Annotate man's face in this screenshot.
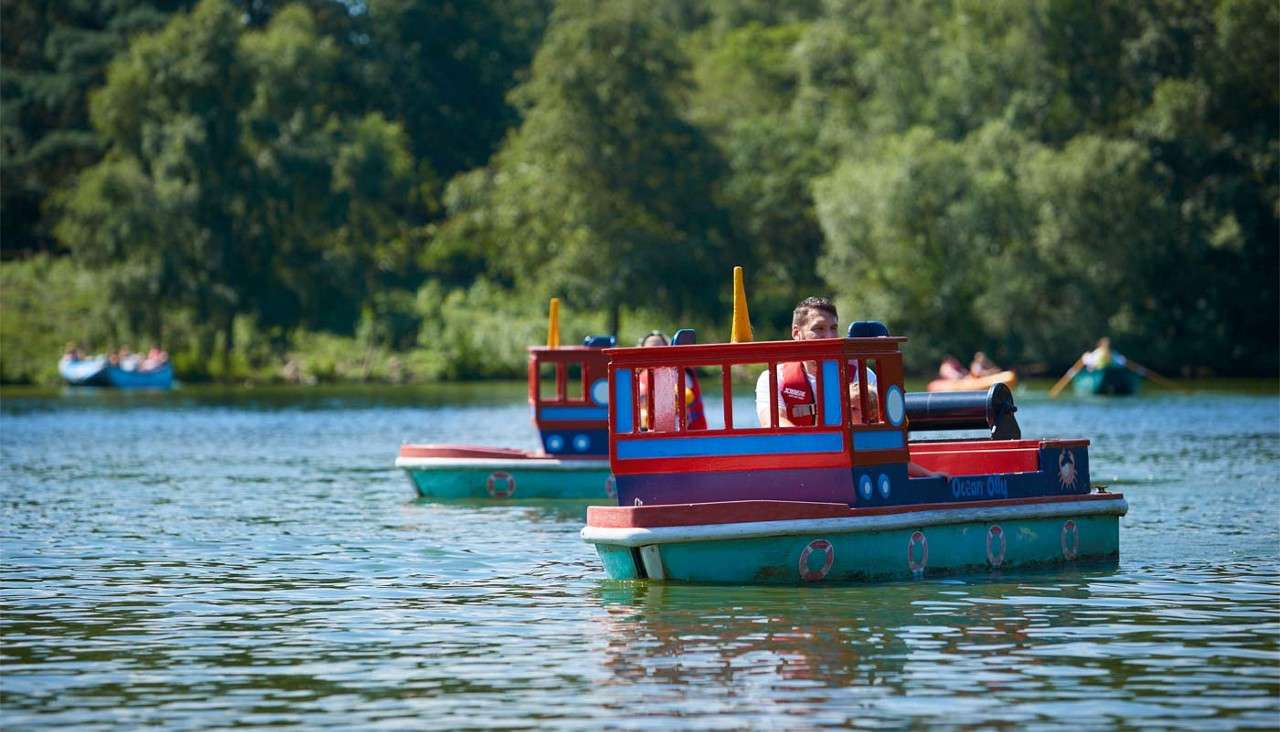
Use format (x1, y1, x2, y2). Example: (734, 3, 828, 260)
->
(792, 309, 838, 341)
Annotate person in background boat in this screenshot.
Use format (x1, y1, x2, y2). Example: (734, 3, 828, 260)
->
(938, 355, 968, 381)
(1081, 337, 1126, 371)
(140, 346, 169, 372)
(637, 331, 708, 431)
(756, 297, 944, 479)
(115, 345, 141, 371)
(969, 351, 1002, 378)
(62, 342, 84, 362)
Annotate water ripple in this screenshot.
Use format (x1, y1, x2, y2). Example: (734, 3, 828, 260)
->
(2, 386, 1278, 728)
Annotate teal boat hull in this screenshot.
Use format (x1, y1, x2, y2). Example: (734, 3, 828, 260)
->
(397, 446, 612, 501)
(583, 496, 1126, 584)
(1072, 365, 1140, 396)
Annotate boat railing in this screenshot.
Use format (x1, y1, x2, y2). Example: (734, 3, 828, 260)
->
(604, 337, 910, 475)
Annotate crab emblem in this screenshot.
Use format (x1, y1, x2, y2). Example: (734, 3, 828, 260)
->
(1058, 450, 1078, 490)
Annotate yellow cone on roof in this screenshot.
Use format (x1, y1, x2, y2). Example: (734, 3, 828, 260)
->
(547, 298, 561, 348)
(730, 266, 753, 343)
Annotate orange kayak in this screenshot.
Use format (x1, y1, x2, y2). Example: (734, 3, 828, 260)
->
(926, 370, 1018, 392)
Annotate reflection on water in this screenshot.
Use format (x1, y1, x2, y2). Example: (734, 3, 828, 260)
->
(1, 385, 1277, 728)
(591, 561, 1278, 728)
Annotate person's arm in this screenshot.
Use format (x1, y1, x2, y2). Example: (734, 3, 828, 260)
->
(908, 461, 947, 479)
(847, 381, 880, 423)
(755, 370, 773, 427)
(755, 368, 797, 427)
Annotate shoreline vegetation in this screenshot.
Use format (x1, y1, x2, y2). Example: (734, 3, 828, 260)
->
(3, 2, 1276, 386)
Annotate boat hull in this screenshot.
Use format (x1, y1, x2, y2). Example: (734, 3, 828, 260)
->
(397, 444, 612, 500)
(583, 495, 1126, 584)
(59, 358, 173, 389)
(105, 363, 173, 389)
(926, 370, 1018, 392)
(1072, 366, 1139, 396)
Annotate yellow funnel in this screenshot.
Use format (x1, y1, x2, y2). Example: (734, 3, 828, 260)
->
(546, 298, 561, 348)
(730, 266, 753, 343)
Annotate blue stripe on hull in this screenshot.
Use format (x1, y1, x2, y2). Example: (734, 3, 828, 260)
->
(616, 432, 844, 460)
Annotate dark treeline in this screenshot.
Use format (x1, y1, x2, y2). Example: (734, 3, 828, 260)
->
(2, 0, 1276, 384)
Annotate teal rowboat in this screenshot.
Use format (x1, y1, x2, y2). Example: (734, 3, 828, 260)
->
(1072, 365, 1140, 396)
(397, 444, 613, 500)
(582, 494, 1127, 584)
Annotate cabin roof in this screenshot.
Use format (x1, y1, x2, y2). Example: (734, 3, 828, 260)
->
(604, 336, 906, 367)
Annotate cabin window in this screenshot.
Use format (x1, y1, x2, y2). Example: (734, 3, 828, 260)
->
(749, 361, 840, 429)
(566, 361, 584, 402)
(742, 362, 777, 428)
(537, 361, 559, 401)
(851, 359, 883, 425)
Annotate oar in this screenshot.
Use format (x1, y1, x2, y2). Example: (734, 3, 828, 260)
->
(1048, 357, 1084, 399)
(1125, 360, 1189, 394)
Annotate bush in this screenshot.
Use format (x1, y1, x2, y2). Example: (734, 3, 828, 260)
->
(0, 255, 118, 384)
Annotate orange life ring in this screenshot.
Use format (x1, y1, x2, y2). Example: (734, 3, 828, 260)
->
(486, 471, 516, 498)
(907, 530, 929, 575)
(798, 539, 835, 581)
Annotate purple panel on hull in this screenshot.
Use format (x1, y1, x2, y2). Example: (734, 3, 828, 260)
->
(616, 467, 855, 507)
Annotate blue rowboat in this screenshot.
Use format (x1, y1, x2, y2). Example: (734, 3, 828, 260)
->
(582, 494, 1126, 584)
(59, 356, 111, 386)
(59, 357, 174, 389)
(396, 444, 613, 501)
(1072, 365, 1140, 396)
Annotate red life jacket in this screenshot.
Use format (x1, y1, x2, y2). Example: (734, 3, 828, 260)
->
(778, 361, 874, 426)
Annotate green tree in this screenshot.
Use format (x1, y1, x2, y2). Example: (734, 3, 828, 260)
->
(688, 21, 829, 327)
(54, 0, 421, 374)
(477, 0, 733, 335)
(360, 0, 553, 183)
(1, 0, 191, 255)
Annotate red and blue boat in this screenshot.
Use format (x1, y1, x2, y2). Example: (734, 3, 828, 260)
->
(580, 320, 1126, 584)
(396, 301, 615, 501)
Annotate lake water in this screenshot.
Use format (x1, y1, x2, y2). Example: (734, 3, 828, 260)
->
(2, 382, 1278, 729)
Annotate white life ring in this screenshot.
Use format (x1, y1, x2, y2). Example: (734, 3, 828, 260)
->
(987, 525, 1006, 567)
(798, 539, 835, 582)
(1061, 520, 1079, 560)
(907, 530, 928, 575)
(486, 471, 516, 498)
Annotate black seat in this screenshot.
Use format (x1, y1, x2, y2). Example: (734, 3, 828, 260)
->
(847, 321, 890, 338)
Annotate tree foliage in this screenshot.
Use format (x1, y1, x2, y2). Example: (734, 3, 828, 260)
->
(475, 0, 733, 333)
(1, 0, 1275, 383)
